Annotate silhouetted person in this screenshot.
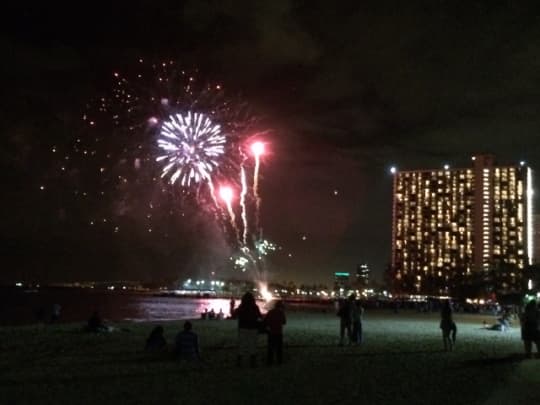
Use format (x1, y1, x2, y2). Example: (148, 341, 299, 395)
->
(393, 300, 400, 314)
(86, 311, 106, 333)
(208, 308, 216, 320)
(440, 300, 456, 351)
(337, 296, 353, 346)
(175, 321, 200, 361)
(217, 308, 224, 320)
(351, 299, 364, 345)
(236, 292, 262, 367)
(520, 299, 540, 358)
(265, 300, 286, 365)
(35, 307, 45, 323)
(50, 303, 61, 323)
(201, 308, 208, 320)
(229, 298, 236, 319)
(493, 310, 512, 332)
(145, 325, 167, 351)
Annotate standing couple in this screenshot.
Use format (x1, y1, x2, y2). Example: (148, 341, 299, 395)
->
(236, 292, 287, 367)
(337, 294, 364, 346)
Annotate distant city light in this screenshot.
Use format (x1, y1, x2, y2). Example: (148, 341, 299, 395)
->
(520, 161, 526, 166)
(393, 155, 532, 295)
(390, 166, 397, 174)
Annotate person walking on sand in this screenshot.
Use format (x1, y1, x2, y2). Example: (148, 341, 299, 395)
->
(520, 299, 540, 359)
(440, 300, 456, 351)
(236, 292, 262, 367)
(264, 300, 286, 365)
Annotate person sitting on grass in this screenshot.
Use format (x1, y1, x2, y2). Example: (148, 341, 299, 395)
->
(484, 316, 511, 332)
(175, 321, 201, 361)
(85, 311, 108, 333)
(497, 310, 512, 331)
(145, 325, 167, 351)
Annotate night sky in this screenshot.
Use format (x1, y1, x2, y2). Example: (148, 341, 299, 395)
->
(2, 1, 540, 285)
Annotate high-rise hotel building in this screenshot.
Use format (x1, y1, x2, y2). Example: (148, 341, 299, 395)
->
(391, 155, 534, 294)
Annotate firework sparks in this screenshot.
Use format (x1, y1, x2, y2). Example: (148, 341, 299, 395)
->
(219, 185, 240, 243)
(75, 60, 274, 282)
(240, 164, 249, 245)
(258, 282, 273, 302)
(255, 239, 276, 256)
(156, 112, 226, 187)
(250, 141, 265, 235)
(219, 185, 234, 211)
(206, 179, 219, 207)
(234, 255, 250, 272)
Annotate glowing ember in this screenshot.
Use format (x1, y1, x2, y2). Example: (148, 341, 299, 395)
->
(259, 282, 273, 302)
(250, 141, 265, 157)
(219, 185, 234, 204)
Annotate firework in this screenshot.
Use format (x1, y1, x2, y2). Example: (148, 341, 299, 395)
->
(83, 60, 257, 193)
(250, 141, 265, 235)
(77, 59, 273, 282)
(219, 185, 241, 243)
(255, 239, 276, 256)
(258, 282, 273, 302)
(156, 112, 226, 187)
(239, 164, 248, 245)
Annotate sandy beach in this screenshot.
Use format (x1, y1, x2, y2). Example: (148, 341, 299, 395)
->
(1, 310, 539, 404)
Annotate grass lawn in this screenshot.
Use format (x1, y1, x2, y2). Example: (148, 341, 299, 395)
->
(1, 309, 539, 404)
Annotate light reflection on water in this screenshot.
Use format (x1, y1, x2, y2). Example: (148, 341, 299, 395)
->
(127, 298, 229, 322)
(0, 288, 277, 325)
(129, 297, 269, 323)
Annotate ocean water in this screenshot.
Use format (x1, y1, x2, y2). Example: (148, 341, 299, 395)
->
(0, 287, 241, 326)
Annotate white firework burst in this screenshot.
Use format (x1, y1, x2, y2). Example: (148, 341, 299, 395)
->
(156, 112, 226, 186)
